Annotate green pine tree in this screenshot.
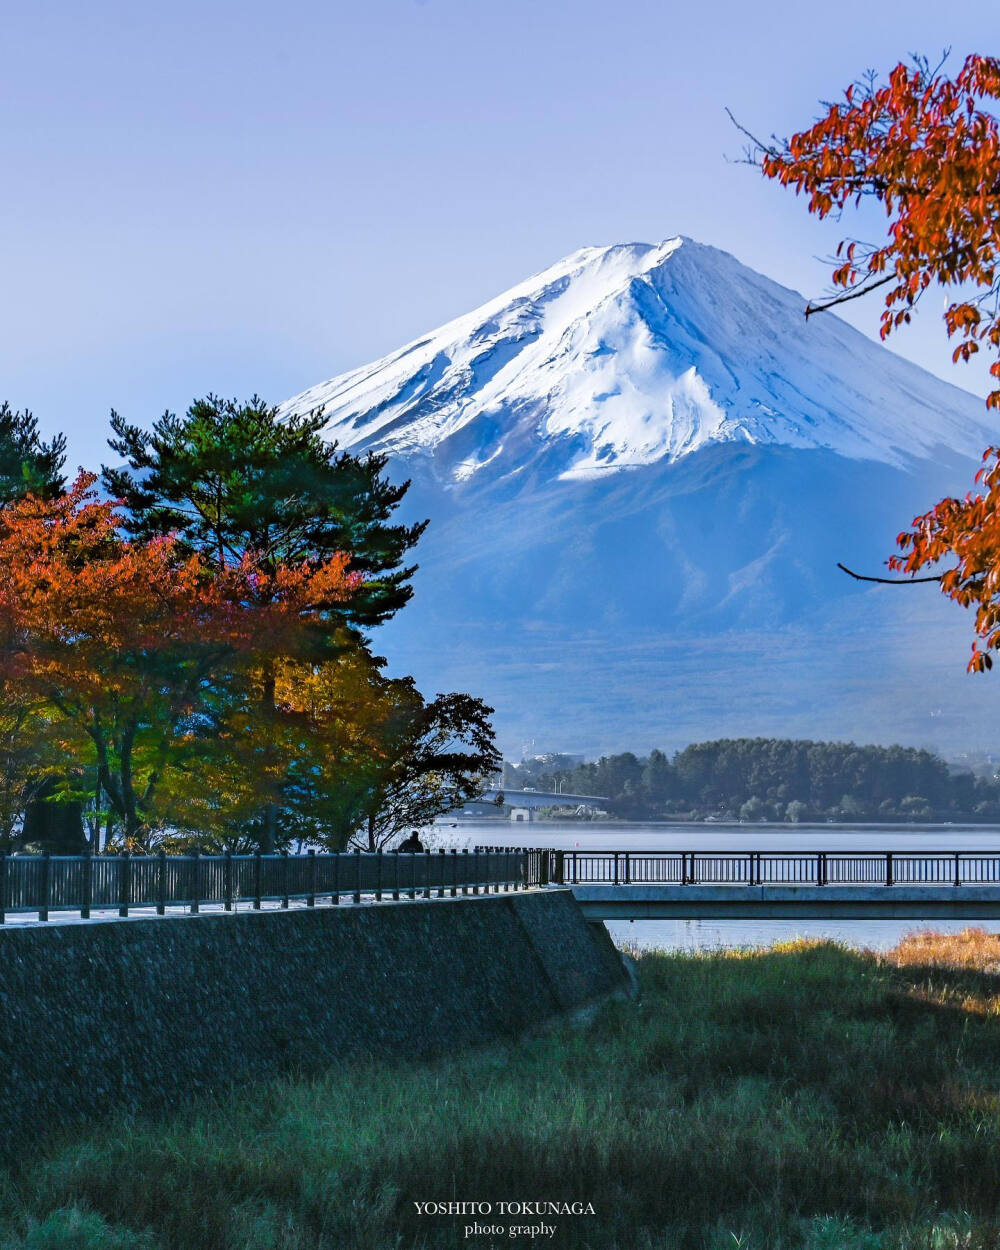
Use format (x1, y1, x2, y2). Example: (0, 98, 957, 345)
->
(102, 394, 427, 629)
(101, 395, 435, 851)
(0, 403, 66, 504)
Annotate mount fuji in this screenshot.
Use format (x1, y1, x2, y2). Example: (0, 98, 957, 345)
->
(283, 239, 1000, 759)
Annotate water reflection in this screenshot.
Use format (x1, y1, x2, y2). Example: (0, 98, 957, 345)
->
(606, 916, 1000, 953)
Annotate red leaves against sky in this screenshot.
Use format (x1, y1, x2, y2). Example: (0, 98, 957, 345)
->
(892, 451, 1000, 672)
(761, 54, 1000, 392)
(759, 54, 1000, 670)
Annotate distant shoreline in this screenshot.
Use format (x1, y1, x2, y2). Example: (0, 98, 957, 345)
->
(444, 816, 1000, 830)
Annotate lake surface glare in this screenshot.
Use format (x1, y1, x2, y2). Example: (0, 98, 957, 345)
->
(432, 818, 1000, 952)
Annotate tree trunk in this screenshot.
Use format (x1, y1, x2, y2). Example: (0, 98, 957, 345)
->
(20, 776, 86, 852)
(260, 665, 278, 853)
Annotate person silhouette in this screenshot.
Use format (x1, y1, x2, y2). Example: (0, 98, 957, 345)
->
(398, 829, 425, 852)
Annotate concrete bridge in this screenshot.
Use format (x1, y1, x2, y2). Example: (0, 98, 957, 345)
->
(570, 883, 1000, 921)
(478, 788, 611, 822)
(534, 848, 1000, 920)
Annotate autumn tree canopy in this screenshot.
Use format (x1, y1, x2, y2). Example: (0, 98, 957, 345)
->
(0, 475, 361, 844)
(99, 395, 436, 848)
(0, 396, 498, 851)
(0, 403, 72, 850)
(744, 53, 1000, 669)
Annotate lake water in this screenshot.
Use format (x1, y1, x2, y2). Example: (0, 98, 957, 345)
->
(428, 817, 1000, 952)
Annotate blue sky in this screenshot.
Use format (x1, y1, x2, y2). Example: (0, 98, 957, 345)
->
(2, 0, 996, 468)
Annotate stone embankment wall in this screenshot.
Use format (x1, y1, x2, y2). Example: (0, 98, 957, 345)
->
(0, 890, 625, 1156)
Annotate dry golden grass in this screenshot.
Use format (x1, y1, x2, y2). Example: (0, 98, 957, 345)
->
(883, 927, 1000, 973)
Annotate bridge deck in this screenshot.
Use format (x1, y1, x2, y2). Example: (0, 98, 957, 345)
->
(508, 848, 1000, 920)
(479, 790, 610, 807)
(571, 884, 1000, 920)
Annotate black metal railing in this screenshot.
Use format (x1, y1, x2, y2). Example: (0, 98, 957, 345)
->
(490, 849, 1000, 890)
(0, 847, 543, 924)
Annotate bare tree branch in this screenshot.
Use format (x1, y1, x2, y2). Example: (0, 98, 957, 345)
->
(837, 562, 943, 584)
(805, 274, 899, 316)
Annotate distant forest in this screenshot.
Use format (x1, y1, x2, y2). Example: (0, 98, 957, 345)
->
(501, 739, 1000, 823)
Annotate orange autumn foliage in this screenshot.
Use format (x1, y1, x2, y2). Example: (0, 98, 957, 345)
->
(758, 54, 1000, 387)
(891, 452, 1000, 671)
(0, 474, 360, 662)
(755, 54, 1000, 668)
(0, 474, 362, 839)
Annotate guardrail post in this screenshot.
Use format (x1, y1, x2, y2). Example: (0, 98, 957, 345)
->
(817, 852, 826, 887)
(451, 848, 459, 896)
(424, 850, 432, 899)
(613, 852, 619, 886)
(332, 851, 340, 905)
(392, 850, 400, 901)
(623, 851, 630, 885)
(307, 848, 317, 907)
(886, 852, 893, 888)
(461, 849, 469, 895)
(120, 850, 132, 918)
(39, 851, 50, 922)
(375, 850, 383, 902)
(281, 850, 290, 908)
(0, 852, 6, 924)
(253, 851, 262, 910)
(353, 848, 362, 904)
(472, 848, 480, 895)
(224, 851, 234, 912)
(955, 851, 961, 887)
(157, 849, 166, 915)
(438, 848, 446, 897)
(190, 850, 200, 914)
(82, 849, 93, 919)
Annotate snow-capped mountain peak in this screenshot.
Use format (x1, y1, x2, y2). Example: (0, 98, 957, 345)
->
(282, 237, 992, 485)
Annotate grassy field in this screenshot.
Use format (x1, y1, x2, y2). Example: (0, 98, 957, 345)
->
(7, 931, 1000, 1249)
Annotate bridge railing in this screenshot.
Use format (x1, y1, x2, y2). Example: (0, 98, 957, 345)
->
(0, 848, 537, 924)
(478, 849, 1000, 889)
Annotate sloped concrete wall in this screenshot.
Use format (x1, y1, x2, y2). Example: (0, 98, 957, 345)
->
(0, 889, 625, 1156)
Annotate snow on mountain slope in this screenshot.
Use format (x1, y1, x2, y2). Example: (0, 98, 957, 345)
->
(280, 238, 1000, 756)
(282, 237, 992, 484)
